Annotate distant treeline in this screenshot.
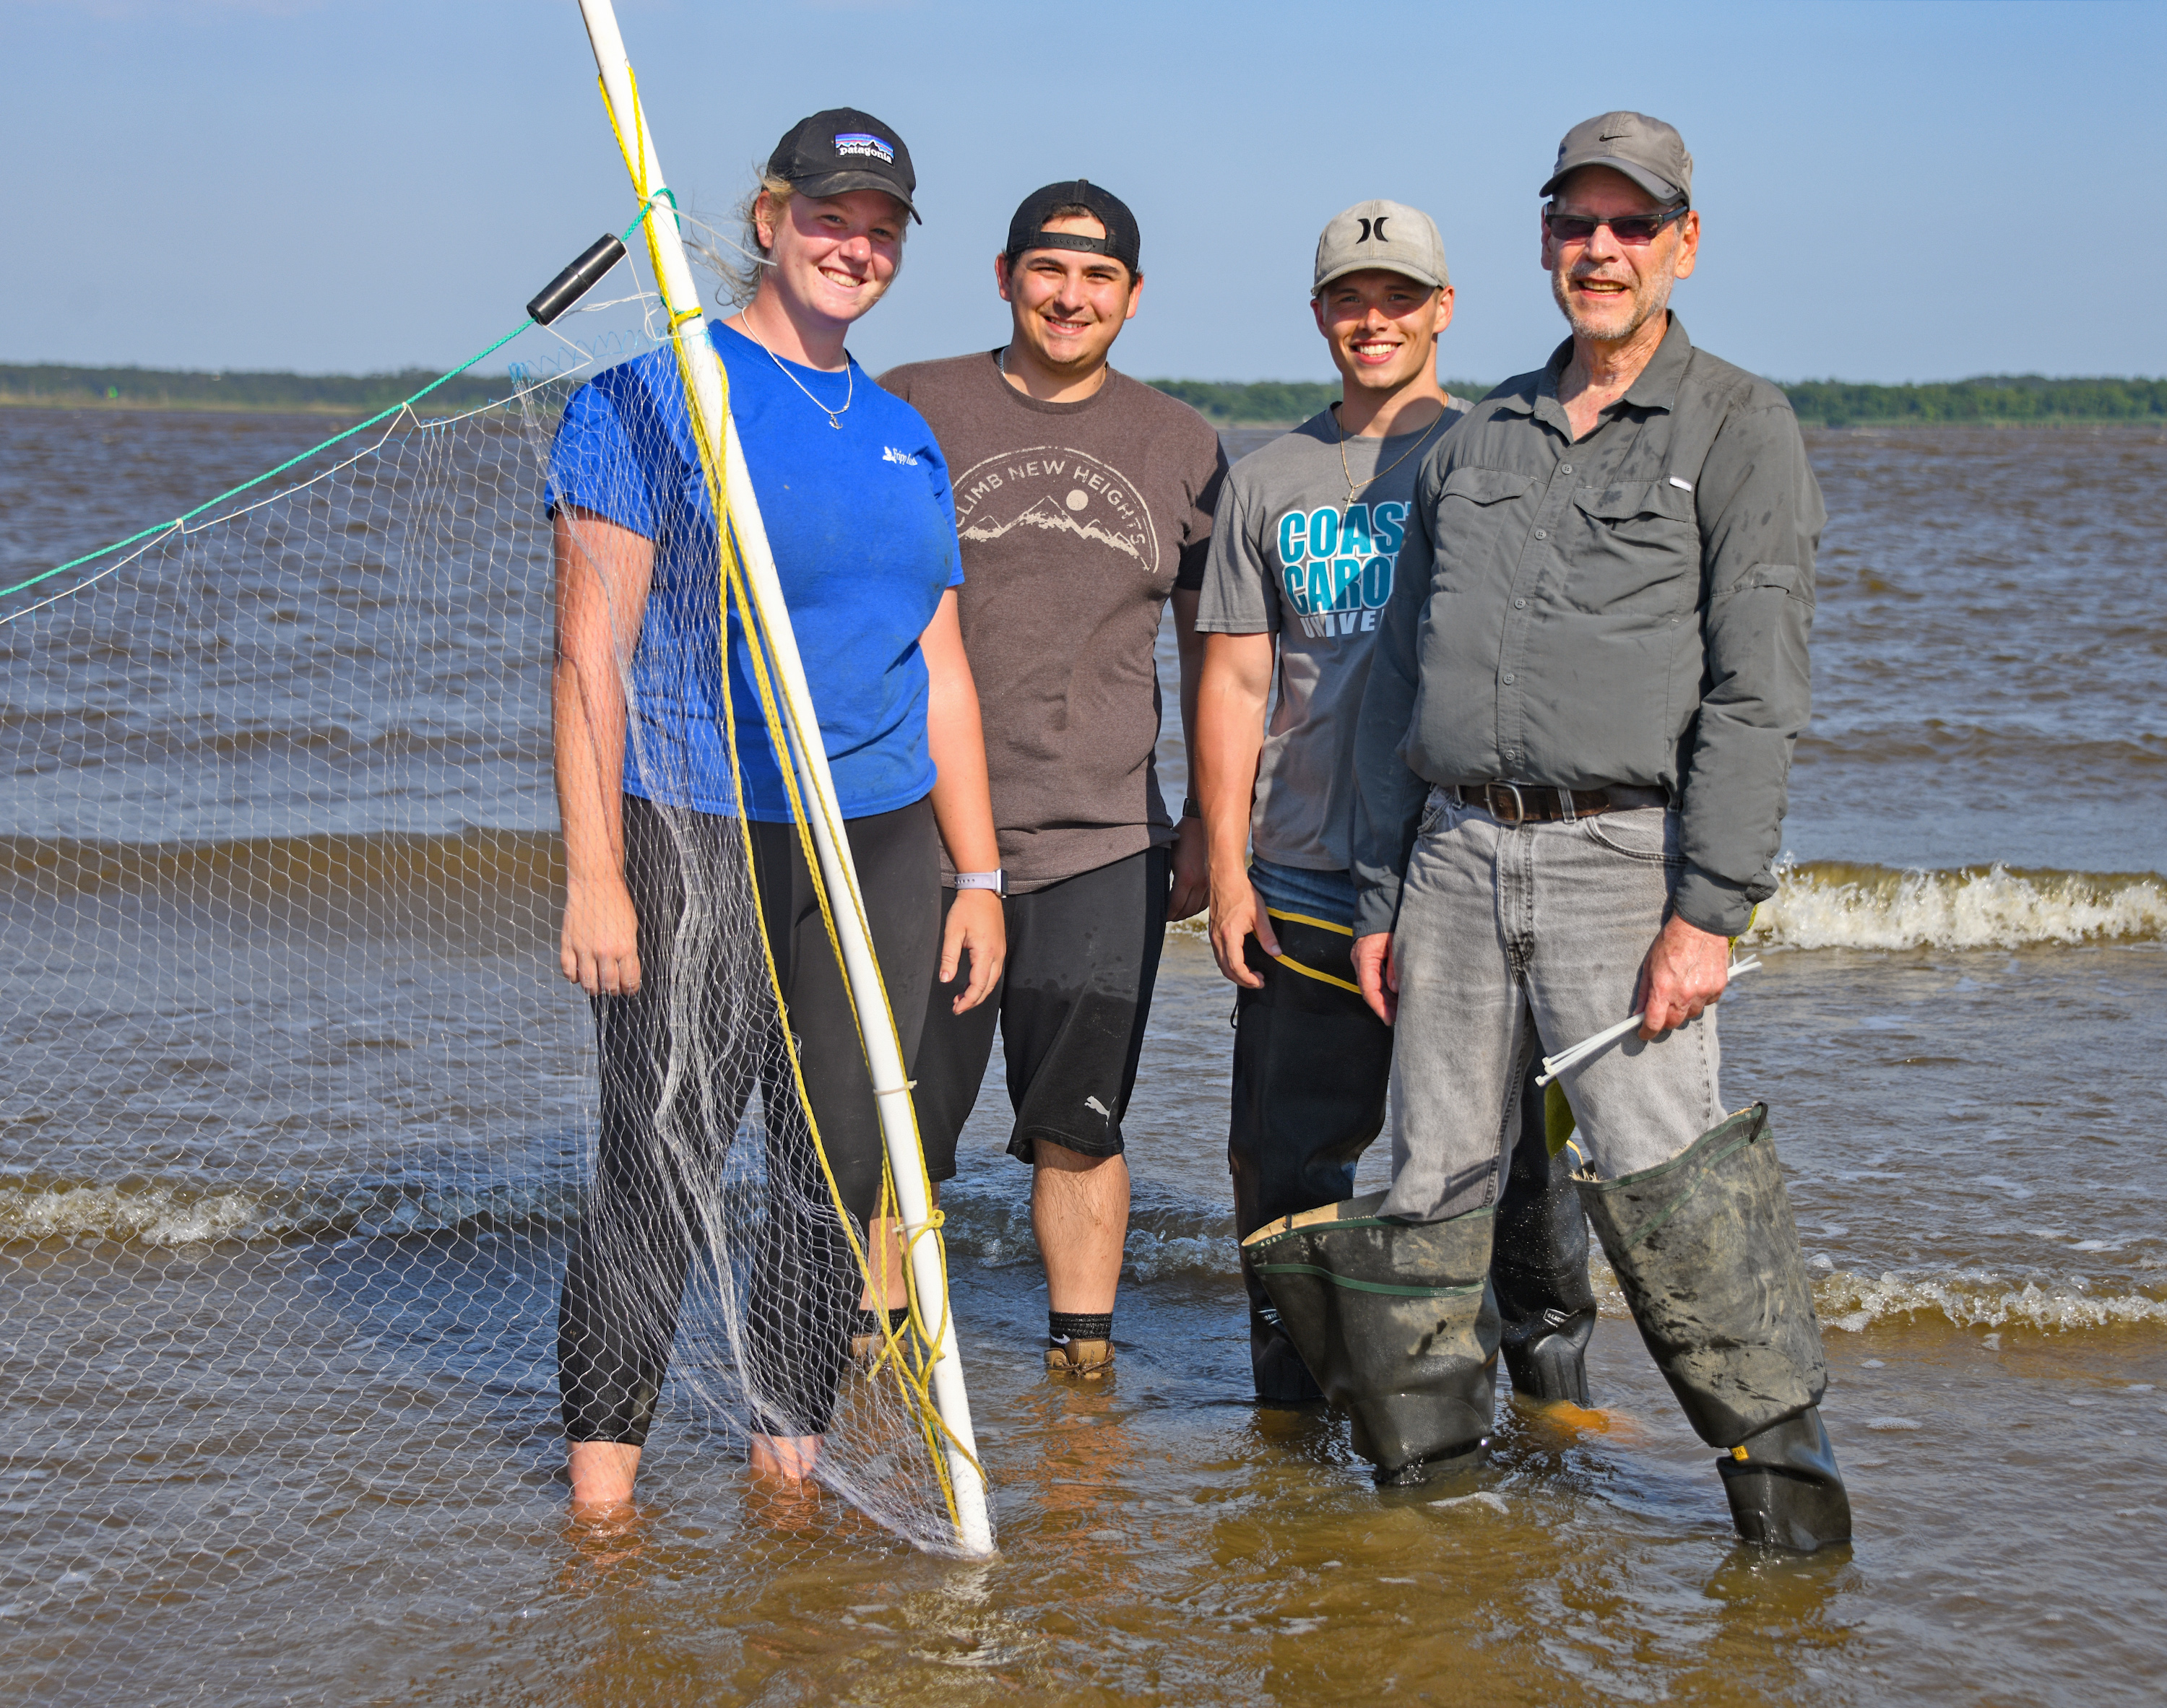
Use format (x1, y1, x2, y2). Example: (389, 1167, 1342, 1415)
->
(1151, 378, 1494, 425)
(1779, 376, 2167, 428)
(0, 363, 509, 415)
(7, 362, 2164, 430)
(1154, 373, 2167, 428)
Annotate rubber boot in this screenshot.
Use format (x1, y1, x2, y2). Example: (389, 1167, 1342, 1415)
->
(1577, 1102, 1851, 1551)
(1243, 1194, 1499, 1485)
(1718, 1406, 1852, 1552)
(1227, 920, 1393, 1405)
(1493, 1074, 1597, 1405)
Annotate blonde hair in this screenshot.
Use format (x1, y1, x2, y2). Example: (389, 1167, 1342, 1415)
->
(718, 171, 911, 308)
(719, 173, 795, 308)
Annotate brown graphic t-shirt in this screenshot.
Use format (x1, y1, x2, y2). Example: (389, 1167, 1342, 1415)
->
(878, 352, 1227, 890)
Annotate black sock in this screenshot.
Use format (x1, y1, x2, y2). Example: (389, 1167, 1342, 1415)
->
(1049, 1310, 1114, 1345)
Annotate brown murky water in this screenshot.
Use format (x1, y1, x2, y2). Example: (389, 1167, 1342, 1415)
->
(2, 409, 2163, 1704)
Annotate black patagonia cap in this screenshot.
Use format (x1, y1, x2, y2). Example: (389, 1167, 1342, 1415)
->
(767, 107, 921, 224)
(1004, 180, 1141, 274)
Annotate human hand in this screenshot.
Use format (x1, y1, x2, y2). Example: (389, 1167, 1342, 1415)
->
(1168, 816, 1209, 922)
(1632, 914, 1731, 1039)
(1353, 932, 1398, 1025)
(943, 888, 1007, 1014)
(562, 875, 642, 996)
(1208, 867, 1279, 988)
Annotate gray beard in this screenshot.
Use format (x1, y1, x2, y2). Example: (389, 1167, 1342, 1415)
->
(1551, 266, 1674, 344)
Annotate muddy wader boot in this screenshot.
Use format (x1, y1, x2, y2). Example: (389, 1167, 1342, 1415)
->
(1493, 1078, 1598, 1405)
(1242, 1195, 1500, 1485)
(1577, 1103, 1852, 1552)
(1228, 921, 1393, 1404)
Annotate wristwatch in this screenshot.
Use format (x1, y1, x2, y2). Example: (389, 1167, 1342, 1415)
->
(1181, 796, 1203, 821)
(953, 870, 1007, 898)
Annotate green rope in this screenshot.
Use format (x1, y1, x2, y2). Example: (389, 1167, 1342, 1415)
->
(1, 199, 665, 612)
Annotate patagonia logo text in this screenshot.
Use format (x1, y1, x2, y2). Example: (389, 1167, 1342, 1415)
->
(834, 132, 894, 163)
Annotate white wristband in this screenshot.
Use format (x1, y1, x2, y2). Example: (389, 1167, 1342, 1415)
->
(953, 870, 1006, 898)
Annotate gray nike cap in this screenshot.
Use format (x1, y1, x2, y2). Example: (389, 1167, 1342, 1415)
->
(1540, 110, 1693, 206)
(1312, 199, 1450, 297)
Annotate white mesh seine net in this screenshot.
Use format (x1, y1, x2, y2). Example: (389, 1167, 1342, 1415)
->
(0, 242, 984, 1702)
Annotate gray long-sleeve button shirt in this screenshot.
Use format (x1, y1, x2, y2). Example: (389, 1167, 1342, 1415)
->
(1352, 315, 1822, 938)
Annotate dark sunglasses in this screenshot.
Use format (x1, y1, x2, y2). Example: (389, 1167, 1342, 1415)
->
(1543, 204, 1690, 245)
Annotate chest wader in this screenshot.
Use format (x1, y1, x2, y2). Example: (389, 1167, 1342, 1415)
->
(1575, 1102, 1852, 1552)
(1229, 920, 1597, 1410)
(1242, 1197, 1500, 1484)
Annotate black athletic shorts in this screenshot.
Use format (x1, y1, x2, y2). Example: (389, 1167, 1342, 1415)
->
(912, 846, 1170, 1176)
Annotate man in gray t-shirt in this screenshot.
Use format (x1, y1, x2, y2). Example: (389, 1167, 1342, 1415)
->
(1193, 201, 1598, 1410)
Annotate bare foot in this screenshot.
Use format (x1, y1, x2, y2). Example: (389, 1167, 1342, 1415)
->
(567, 1439, 641, 1512)
(748, 1433, 822, 1483)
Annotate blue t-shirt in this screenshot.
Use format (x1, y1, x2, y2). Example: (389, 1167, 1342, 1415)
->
(545, 321, 962, 821)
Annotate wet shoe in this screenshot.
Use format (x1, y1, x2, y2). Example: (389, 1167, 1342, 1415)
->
(849, 1306, 911, 1366)
(1044, 1337, 1115, 1378)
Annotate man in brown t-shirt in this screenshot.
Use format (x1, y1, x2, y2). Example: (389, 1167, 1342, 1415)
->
(881, 181, 1224, 1377)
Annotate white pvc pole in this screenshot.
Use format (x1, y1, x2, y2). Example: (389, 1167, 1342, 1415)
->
(574, 0, 992, 1558)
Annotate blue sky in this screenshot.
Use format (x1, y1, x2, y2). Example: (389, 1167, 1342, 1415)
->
(5, 0, 2162, 386)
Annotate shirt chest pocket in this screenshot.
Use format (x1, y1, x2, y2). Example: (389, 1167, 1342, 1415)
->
(1434, 467, 1537, 584)
(1562, 480, 1701, 614)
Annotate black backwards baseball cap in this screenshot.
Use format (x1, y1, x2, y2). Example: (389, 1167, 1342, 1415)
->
(1003, 180, 1142, 276)
(1540, 110, 1693, 207)
(767, 107, 921, 224)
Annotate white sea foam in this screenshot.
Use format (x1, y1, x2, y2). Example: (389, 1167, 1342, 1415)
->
(1744, 861, 2166, 950)
(0, 1174, 581, 1246)
(1591, 1254, 2166, 1335)
(1169, 860, 2163, 950)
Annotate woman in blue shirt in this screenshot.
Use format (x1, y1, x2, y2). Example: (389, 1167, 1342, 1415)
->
(548, 110, 1004, 1511)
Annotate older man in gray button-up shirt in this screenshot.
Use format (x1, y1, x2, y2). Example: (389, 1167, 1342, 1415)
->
(1249, 112, 1851, 1548)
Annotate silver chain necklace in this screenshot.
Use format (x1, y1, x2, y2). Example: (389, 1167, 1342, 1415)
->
(735, 318, 852, 428)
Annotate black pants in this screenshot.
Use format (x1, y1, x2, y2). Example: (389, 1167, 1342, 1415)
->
(1228, 913, 1591, 1401)
(912, 847, 1170, 1176)
(557, 792, 940, 1445)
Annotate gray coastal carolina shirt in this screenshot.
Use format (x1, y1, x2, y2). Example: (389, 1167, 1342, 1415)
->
(1352, 315, 1822, 939)
(1195, 403, 1466, 873)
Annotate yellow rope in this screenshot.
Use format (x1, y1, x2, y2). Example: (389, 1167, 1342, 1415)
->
(590, 67, 983, 1520)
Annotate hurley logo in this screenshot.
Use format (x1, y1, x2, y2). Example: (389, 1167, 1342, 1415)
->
(834, 131, 894, 163)
(1357, 215, 1390, 242)
(882, 445, 919, 466)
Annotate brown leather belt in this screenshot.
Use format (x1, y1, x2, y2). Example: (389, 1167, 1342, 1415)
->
(1453, 782, 1667, 824)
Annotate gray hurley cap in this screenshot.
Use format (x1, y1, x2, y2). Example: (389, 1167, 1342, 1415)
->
(1541, 111, 1693, 206)
(1312, 199, 1450, 296)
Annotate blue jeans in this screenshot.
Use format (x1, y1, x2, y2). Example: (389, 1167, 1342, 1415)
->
(1383, 786, 1723, 1223)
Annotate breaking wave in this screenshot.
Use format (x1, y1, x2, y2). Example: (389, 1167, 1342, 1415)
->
(14, 1174, 2163, 1338)
(1588, 1256, 2167, 1336)
(1812, 1267, 2167, 1333)
(0, 1171, 582, 1246)
(1744, 860, 2165, 950)
(1167, 861, 2164, 950)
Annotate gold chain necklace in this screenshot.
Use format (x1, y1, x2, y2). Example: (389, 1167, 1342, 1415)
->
(733, 317, 853, 428)
(1336, 403, 1447, 505)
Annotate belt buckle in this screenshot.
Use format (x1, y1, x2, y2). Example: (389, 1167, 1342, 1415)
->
(1484, 781, 1528, 825)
